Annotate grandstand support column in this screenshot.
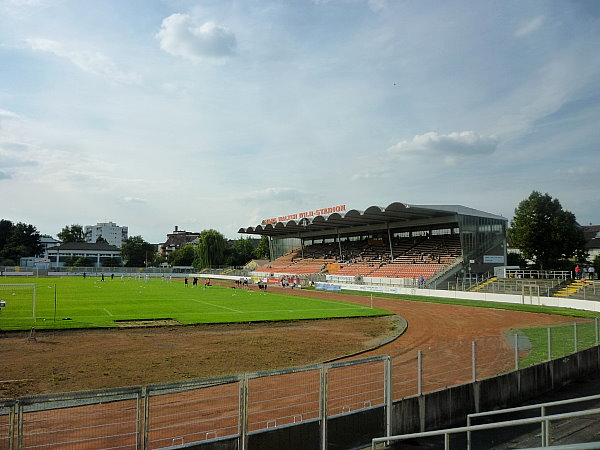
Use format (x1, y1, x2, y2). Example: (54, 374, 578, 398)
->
(300, 218, 309, 260)
(337, 228, 342, 260)
(387, 224, 393, 259)
(268, 236, 273, 262)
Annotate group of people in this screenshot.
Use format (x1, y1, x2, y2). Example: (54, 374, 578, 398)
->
(184, 277, 211, 287)
(235, 278, 250, 288)
(574, 265, 595, 280)
(280, 275, 300, 288)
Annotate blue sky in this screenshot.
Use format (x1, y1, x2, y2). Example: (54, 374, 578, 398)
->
(1, 0, 599, 243)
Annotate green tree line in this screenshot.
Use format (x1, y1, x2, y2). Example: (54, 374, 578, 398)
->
(2, 191, 598, 272)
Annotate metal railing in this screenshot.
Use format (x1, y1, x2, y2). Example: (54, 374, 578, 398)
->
(371, 408, 600, 450)
(466, 393, 600, 449)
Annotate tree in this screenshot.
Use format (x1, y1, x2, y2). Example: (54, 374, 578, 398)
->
(0, 220, 42, 263)
(194, 229, 226, 268)
(168, 244, 196, 267)
(253, 235, 270, 260)
(95, 236, 108, 244)
(73, 257, 94, 267)
(101, 257, 122, 267)
(57, 224, 86, 243)
(0, 219, 13, 250)
(510, 191, 586, 270)
(227, 237, 256, 266)
(120, 236, 157, 267)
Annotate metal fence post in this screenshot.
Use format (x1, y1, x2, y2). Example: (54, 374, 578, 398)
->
(143, 387, 150, 450)
(16, 400, 23, 450)
(239, 376, 249, 450)
(384, 356, 392, 441)
(137, 387, 145, 450)
(514, 333, 519, 371)
(547, 327, 552, 361)
(8, 402, 15, 450)
(471, 341, 477, 382)
(417, 350, 423, 396)
(320, 365, 329, 450)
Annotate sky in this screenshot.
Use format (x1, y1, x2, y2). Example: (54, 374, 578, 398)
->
(1, 0, 599, 243)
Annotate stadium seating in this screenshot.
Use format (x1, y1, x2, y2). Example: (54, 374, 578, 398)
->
(255, 234, 461, 280)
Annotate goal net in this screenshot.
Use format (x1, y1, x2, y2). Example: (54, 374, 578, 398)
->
(0, 283, 37, 330)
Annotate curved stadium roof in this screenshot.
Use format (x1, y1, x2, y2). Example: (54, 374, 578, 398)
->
(238, 202, 506, 238)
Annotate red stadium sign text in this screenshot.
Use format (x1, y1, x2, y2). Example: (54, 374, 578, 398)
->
(261, 204, 346, 225)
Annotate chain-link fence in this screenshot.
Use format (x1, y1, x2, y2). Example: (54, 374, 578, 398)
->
(2, 321, 598, 449)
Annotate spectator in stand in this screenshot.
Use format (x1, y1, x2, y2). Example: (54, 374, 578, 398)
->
(574, 265, 582, 279)
(588, 265, 595, 280)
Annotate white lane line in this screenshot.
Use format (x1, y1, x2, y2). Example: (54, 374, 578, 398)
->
(191, 299, 243, 313)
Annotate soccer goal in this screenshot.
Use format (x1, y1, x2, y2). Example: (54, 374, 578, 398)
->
(0, 284, 37, 328)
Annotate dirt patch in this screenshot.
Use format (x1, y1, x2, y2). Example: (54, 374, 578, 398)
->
(115, 319, 181, 327)
(0, 315, 401, 398)
(0, 286, 582, 399)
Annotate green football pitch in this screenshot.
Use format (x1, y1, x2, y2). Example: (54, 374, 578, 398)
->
(0, 277, 391, 331)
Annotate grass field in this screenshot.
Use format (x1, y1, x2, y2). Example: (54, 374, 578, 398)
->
(518, 321, 600, 367)
(0, 276, 391, 331)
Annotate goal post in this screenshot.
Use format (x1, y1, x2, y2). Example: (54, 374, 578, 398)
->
(0, 283, 37, 327)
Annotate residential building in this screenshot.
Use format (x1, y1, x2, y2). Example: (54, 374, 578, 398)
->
(584, 225, 600, 260)
(46, 242, 122, 268)
(159, 226, 200, 258)
(85, 222, 128, 248)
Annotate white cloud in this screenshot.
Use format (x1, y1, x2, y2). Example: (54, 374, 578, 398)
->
(514, 16, 545, 37)
(387, 131, 499, 164)
(562, 165, 598, 176)
(368, 0, 388, 12)
(352, 167, 390, 181)
(156, 13, 236, 62)
(123, 196, 147, 204)
(241, 187, 308, 203)
(26, 38, 142, 84)
(0, 108, 21, 127)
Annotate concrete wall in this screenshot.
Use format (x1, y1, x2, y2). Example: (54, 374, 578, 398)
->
(331, 282, 600, 313)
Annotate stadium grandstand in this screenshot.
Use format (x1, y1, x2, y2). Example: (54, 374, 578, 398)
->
(238, 202, 507, 286)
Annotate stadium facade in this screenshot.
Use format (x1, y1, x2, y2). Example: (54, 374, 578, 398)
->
(238, 202, 507, 283)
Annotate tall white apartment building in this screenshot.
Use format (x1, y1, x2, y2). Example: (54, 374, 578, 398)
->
(85, 222, 128, 248)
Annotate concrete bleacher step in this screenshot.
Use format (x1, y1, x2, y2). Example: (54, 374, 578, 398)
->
(553, 280, 592, 298)
(469, 277, 498, 292)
